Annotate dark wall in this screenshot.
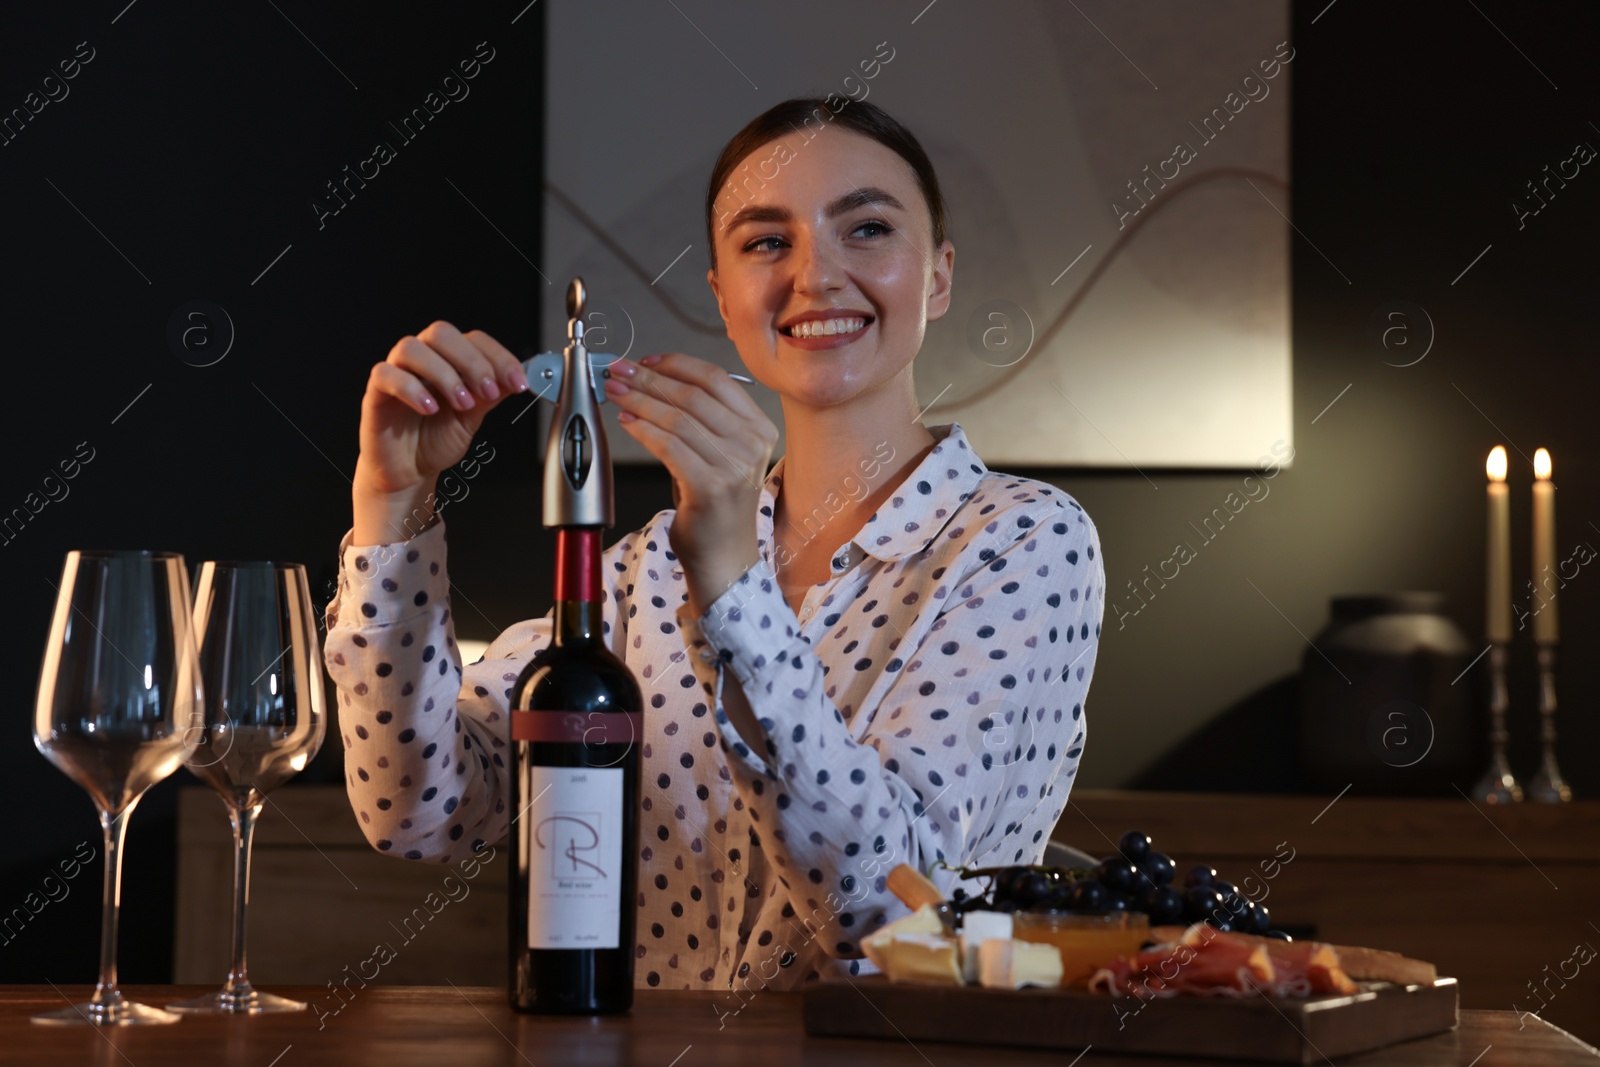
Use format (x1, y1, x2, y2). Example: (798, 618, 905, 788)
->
(2, 0, 1595, 985)
(0, 0, 547, 983)
(1078, 0, 1600, 796)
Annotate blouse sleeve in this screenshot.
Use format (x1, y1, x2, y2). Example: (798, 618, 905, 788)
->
(321, 514, 636, 865)
(672, 500, 1104, 958)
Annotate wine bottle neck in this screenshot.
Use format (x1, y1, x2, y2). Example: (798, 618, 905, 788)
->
(553, 527, 603, 644)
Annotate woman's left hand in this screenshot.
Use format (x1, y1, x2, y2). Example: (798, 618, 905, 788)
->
(603, 352, 778, 617)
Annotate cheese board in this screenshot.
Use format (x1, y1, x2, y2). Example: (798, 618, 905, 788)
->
(802, 975, 1460, 1064)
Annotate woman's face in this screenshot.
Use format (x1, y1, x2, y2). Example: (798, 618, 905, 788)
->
(707, 126, 954, 410)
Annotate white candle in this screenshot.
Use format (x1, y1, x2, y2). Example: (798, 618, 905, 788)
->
(1486, 446, 1511, 643)
(1532, 448, 1558, 643)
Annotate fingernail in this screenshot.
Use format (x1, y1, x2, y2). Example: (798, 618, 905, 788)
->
(420, 393, 439, 413)
(509, 366, 529, 392)
(479, 376, 500, 401)
(640, 354, 661, 366)
(611, 360, 637, 377)
(453, 385, 475, 410)
(604, 377, 630, 394)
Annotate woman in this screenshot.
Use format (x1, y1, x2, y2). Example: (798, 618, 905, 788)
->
(323, 98, 1105, 994)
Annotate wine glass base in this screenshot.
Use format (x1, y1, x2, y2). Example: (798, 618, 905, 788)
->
(31, 995, 182, 1026)
(167, 988, 308, 1014)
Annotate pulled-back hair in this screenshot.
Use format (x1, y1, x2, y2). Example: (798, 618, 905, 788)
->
(703, 97, 948, 271)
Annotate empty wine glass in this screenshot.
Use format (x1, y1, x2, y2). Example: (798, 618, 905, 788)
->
(168, 561, 326, 1014)
(33, 549, 204, 1026)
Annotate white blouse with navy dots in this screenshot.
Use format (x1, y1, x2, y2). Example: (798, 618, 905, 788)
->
(323, 420, 1104, 994)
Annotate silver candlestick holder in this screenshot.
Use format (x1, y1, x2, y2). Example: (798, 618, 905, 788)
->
(1471, 643, 1522, 804)
(1528, 643, 1573, 802)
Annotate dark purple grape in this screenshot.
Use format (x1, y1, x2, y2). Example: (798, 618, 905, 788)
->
(1220, 889, 1250, 921)
(1184, 865, 1217, 890)
(1068, 879, 1108, 912)
(1213, 879, 1237, 900)
(1012, 870, 1051, 909)
(1118, 830, 1152, 863)
(1142, 885, 1184, 925)
(1182, 887, 1224, 924)
(1041, 880, 1075, 911)
(1141, 851, 1175, 887)
(1263, 929, 1292, 941)
(1248, 902, 1272, 935)
(1105, 894, 1131, 912)
(993, 866, 1029, 899)
(1096, 857, 1139, 895)
(1208, 915, 1234, 933)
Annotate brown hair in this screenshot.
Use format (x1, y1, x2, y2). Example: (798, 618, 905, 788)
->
(703, 97, 948, 271)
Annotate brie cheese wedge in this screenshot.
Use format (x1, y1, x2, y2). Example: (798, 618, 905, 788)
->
(977, 938, 1064, 989)
(959, 910, 1014, 983)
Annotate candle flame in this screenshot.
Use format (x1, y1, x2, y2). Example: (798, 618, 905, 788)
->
(1534, 448, 1552, 480)
(1487, 445, 1508, 482)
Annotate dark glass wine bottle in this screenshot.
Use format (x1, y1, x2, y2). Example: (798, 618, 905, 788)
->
(509, 276, 642, 1014)
(510, 528, 641, 1013)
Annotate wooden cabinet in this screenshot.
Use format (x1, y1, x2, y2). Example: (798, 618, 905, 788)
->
(177, 787, 1600, 1043)
(175, 787, 509, 989)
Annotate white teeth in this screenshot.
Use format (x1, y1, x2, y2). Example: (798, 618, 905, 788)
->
(788, 316, 866, 338)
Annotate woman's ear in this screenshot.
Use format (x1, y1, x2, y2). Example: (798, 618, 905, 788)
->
(706, 267, 732, 339)
(925, 239, 956, 323)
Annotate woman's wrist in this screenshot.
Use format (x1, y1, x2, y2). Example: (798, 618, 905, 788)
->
(683, 546, 760, 620)
(352, 471, 439, 546)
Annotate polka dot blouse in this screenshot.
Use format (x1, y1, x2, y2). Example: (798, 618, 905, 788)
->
(322, 421, 1104, 999)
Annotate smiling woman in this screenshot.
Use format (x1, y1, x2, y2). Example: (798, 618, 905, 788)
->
(323, 97, 1105, 996)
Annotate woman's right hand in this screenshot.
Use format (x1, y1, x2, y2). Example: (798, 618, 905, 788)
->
(352, 320, 529, 544)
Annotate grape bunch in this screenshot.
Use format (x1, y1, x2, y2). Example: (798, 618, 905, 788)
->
(947, 829, 1290, 940)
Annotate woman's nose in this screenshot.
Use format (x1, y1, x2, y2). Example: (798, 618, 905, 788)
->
(790, 234, 843, 293)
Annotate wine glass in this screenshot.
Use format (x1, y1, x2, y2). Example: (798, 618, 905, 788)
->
(32, 549, 204, 1026)
(168, 561, 326, 1014)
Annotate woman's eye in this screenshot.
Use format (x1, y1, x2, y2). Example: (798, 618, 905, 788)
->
(853, 219, 894, 238)
(743, 236, 784, 254)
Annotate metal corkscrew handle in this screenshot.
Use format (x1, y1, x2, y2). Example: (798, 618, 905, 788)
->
(541, 277, 614, 529)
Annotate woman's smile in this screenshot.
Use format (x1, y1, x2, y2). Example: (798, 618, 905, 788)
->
(778, 314, 875, 350)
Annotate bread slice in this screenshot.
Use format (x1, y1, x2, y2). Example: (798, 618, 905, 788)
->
(1327, 944, 1437, 985)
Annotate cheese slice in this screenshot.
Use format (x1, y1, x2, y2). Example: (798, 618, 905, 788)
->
(977, 938, 1064, 989)
(862, 904, 946, 972)
(960, 910, 1014, 983)
(879, 931, 964, 985)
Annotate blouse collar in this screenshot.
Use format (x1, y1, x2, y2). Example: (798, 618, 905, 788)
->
(755, 421, 987, 568)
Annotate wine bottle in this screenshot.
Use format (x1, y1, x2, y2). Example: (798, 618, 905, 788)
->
(510, 279, 642, 1014)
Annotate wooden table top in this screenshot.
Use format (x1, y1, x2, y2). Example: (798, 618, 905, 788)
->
(3, 985, 1595, 1066)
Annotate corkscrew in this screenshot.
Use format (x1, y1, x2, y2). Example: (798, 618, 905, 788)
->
(522, 276, 754, 529)
(537, 278, 613, 528)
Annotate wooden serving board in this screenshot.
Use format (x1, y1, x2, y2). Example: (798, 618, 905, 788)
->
(803, 976, 1459, 1064)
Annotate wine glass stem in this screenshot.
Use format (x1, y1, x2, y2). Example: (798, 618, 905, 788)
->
(224, 802, 264, 995)
(92, 803, 136, 1007)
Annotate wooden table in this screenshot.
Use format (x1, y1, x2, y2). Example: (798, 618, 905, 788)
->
(3, 986, 1594, 1066)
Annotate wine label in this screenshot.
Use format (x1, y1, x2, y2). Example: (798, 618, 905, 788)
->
(523, 765, 624, 949)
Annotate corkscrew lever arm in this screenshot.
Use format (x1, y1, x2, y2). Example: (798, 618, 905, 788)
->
(522, 348, 628, 406)
(520, 351, 754, 405)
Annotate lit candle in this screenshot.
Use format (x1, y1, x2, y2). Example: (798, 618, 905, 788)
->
(1532, 448, 1558, 643)
(1486, 446, 1510, 643)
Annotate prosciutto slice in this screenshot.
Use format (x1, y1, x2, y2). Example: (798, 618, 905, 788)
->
(1089, 924, 1355, 999)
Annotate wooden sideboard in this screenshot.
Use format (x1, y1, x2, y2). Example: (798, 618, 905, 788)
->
(176, 787, 1600, 1043)
(1053, 790, 1600, 1045)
